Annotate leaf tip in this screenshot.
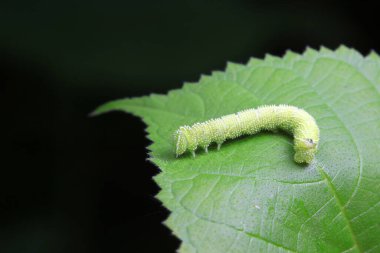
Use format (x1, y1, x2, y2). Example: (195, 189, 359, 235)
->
(88, 104, 108, 117)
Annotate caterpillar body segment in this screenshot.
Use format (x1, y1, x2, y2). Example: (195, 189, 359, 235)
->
(174, 105, 320, 164)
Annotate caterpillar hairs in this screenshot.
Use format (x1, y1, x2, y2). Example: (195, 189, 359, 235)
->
(174, 105, 320, 164)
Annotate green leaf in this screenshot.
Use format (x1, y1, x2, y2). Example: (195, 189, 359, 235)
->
(93, 46, 380, 253)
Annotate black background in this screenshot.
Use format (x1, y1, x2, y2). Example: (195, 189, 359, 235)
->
(1, 1, 379, 252)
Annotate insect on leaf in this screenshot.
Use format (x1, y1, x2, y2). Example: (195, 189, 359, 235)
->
(93, 46, 380, 253)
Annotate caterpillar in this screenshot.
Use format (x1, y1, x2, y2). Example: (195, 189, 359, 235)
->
(174, 105, 320, 164)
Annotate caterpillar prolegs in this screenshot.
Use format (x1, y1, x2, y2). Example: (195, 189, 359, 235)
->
(174, 105, 320, 164)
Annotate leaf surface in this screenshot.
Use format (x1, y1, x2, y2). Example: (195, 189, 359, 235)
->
(93, 46, 380, 253)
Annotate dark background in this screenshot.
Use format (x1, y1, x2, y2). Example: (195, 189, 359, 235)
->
(1, 1, 379, 252)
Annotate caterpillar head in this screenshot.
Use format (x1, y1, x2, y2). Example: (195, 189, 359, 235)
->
(294, 138, 319, 164)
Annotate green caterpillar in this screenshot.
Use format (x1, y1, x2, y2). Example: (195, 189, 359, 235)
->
(174, 105, 320, 164)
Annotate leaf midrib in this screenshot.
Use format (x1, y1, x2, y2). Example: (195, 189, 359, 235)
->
(266, 57, 370, 252)
(318, 167, 361, 252)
